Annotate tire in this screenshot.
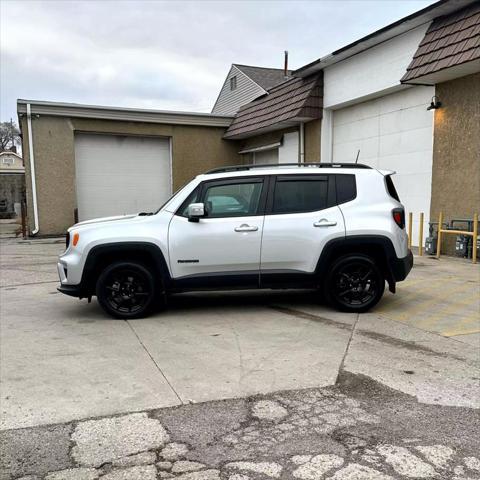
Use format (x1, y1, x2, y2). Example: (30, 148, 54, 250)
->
(96, 262, 157, 319)
(324, 254, 385, 313)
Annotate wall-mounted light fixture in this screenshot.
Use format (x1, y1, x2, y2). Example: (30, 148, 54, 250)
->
(427, 96, 442, 110)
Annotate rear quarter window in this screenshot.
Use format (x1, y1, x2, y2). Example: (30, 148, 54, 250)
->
(336, 174, 356, 204)
(385, 175, 400, 202)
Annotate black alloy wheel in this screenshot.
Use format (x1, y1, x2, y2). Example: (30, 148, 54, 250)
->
(325, 255, 385, 313)
(96, 262, 156, 319)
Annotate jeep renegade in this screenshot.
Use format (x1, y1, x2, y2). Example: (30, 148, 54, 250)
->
(58, 163, 413, 318)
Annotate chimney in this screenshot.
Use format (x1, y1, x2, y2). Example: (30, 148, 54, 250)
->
(284, 51, 289, 78)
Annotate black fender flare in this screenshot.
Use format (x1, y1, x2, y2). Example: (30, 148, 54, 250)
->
(315, 235, 405, 293)
(80, 241, 172, 295)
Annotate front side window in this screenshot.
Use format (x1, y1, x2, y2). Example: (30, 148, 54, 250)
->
(272, 177, 328, 214)
(178, 186, 201, 217)
(203, 181, 263, 217)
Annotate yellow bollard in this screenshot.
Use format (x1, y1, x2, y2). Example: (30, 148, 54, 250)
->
(419, 212, 424, 256)
(436, 211, 443, 259)
(473, 213, 478, 264)
(408, 212, 413, 249)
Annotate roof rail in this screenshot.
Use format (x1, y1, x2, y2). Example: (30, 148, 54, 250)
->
(205, 162, 372, 174)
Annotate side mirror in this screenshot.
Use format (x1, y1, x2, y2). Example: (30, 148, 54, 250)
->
(187, 203, 205, 222)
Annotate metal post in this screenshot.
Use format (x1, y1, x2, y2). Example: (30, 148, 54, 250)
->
(436, 211, 443, 259)
(473, 213, 478, 264)
(20, 200, 27, 239)
(408, 212, 413, 249)
(419, 212, 424, 256)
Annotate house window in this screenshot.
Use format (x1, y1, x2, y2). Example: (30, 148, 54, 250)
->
(230, 76, 237, 91)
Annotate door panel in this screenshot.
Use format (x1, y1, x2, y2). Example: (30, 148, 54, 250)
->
(168, 177, 266, 280)
(260, 174, 345, 275)
(260, 206, 345, 273)
(169, 215, 264, 279)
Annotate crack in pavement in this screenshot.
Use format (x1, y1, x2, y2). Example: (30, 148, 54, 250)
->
(270, 305, 473, 364)
(0, 280, 58, 288)
(125, 320, 184, 405)
(336, 313, 359, 385)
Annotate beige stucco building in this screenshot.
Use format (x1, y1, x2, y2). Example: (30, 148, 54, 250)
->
(17, 102, 241, 234)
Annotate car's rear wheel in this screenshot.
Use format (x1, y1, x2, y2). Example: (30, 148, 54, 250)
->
(324, 255, 385, 313)
(96, 262, 156, 319)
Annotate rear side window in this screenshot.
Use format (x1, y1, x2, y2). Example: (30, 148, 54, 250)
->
(336, 174, 356, 204)
(272, 176, 328, 214)
(385, 175, 400, 202)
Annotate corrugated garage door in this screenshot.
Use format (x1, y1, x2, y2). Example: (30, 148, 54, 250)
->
(74, 134, 171, 221)
(331, 86, 434, 245)
(253, 148, 278, 164)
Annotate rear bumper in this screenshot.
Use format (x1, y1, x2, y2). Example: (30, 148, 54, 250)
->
(390, 250, 413, 282)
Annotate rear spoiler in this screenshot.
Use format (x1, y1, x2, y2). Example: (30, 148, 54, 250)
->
(377, 169, 396, 176)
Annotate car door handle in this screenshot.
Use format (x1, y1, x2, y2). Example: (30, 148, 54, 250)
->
(234, 224, 258, 232)
(314, 219, 337, 227)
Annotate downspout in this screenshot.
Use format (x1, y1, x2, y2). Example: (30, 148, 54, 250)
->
(299, 122, 305, 163)
(26, 103, 39, 235)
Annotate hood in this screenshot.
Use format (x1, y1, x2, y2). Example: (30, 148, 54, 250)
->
(71, 214, 139, 230)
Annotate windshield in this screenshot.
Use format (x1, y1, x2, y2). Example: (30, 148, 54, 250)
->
(154, 182, 192, 214)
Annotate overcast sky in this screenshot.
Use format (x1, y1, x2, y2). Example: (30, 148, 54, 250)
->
(1, 0, 436, 123)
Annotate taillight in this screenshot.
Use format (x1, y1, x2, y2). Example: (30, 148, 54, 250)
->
(392, 208, 405, 229)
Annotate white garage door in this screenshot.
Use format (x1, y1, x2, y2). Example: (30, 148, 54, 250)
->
(332, 86, 434, 245)
(253, 148, 278, 165)
(74, 134, 171, 221)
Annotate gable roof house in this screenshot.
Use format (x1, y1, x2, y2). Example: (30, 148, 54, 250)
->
(211, 61, 323, 166)
(211, 64, 292, 115)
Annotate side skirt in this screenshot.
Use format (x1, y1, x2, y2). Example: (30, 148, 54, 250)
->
(171, 270, 318, 292)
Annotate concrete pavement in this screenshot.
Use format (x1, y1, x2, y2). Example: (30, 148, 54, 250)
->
(0, 238, 479, 479)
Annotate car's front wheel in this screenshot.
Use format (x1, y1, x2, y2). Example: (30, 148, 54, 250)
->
(324, 254, 385, 313)
(96, 262, 157, 319)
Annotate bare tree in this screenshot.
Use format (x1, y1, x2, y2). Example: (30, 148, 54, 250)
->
(0, 120, 20, 152)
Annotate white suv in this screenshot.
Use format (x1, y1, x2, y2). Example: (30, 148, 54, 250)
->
(58, 163, 413, 318)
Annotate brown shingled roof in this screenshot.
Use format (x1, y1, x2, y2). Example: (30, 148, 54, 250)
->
(401, 2, 480, 83)
(224, 74, 323, 139)
(234, 64, 292, 91)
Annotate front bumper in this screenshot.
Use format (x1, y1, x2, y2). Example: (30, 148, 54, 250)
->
(57, 284, 82, 297)
(57, 261, 83, 298)
(390, 250, 414, 282)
